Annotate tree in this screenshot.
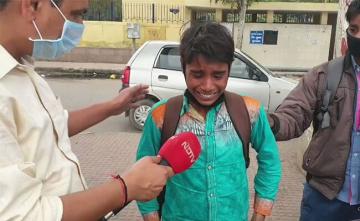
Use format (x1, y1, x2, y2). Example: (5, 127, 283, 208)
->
(212, 0, 257, 49)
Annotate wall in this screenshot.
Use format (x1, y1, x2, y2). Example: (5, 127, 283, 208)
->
(239, 23, 332, 69)
(80, 21, 183, 49)
(55, 21, 183, 63)
(64, 20, 332, 68)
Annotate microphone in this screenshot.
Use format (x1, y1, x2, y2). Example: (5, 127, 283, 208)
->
(158, 132, 201, 174)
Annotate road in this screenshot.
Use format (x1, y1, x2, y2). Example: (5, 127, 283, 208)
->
(48, 78, 138, 134)
(47, 78, 308, 221)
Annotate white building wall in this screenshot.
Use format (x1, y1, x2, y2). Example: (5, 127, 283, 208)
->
(223, 23, 332, 70)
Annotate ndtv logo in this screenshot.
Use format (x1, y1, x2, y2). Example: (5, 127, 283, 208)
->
(181, 141, 195, 163)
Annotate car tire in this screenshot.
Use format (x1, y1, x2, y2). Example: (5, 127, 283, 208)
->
(129, 99, 155, 130)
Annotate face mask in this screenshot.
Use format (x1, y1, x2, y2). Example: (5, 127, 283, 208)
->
(347, 28, 360, 58)
(29, 0, 85, 60)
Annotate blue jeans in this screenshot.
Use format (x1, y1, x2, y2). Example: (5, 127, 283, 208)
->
(300, 183, 360, 221)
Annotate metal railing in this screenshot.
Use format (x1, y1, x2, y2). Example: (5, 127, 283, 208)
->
(257, 0, 338, 2)
(85, 0, 122, 21)
(123, 2, 185, 23)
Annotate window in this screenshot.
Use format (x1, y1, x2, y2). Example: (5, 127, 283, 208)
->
(230, 57, 261, 81)
(246, 11, 267, 23)
(264, 30, 278, 45)
(193, 10, 216, 22)
(273, 12, 320, 24)
(155, 47, 182, 71)
(223, 10, 240, 23)
(230, 57, 250, 79)
(223, 10, 266, 23)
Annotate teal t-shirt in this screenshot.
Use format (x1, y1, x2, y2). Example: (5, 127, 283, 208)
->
(136, 95, 281, 221)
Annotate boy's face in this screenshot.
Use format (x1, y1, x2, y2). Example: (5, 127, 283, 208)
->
(185, 55, 229, 107)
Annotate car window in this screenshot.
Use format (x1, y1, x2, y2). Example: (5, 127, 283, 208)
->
(230, 56, 265, 81)
(155, 47, 182, 71)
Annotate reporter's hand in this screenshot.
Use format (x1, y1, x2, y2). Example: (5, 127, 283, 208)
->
(108, 84, 149, 116)
(122, 156, 174, 202)
(251, 213, 265, 221)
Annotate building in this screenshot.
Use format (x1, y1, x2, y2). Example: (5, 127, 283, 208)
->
(62, 0, 340, 70)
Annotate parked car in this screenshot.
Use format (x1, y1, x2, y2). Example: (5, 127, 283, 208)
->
(121, 41, 296, 130)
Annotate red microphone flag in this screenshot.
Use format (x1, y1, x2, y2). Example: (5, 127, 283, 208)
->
(158, 132, 201, 174)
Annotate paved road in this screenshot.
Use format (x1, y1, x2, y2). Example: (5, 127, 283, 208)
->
(47, 78, 137, 133)
(48, 78, 307, 221)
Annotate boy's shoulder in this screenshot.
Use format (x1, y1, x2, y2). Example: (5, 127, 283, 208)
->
(149, 99, 169, 129)
(242, 96, 261, 111)
(241, 96, 261, 124)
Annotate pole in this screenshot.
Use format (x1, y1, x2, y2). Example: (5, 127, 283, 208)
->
(334, 0, 353, 58)
(132, 38, 136, 54)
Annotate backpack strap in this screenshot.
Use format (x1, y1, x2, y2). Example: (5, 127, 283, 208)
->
(224, 91, 251, 168)
(161, 95, 184, 145)
(158, 95, 183, 218)
(316, 57, 344, 129)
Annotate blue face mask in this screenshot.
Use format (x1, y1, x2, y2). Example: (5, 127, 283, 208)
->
(29, 0, 85, 60)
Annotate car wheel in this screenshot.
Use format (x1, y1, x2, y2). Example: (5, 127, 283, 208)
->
(129, 99, 155, 130)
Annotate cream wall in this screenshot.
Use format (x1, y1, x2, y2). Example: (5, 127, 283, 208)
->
(80, 21, 332, 69)
(80, 21, 182, 48)
(239, 23, 332, 69)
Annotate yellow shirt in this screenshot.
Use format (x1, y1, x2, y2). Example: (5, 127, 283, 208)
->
(0, 45, 86, 221)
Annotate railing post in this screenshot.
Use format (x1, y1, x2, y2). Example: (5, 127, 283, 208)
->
(152, 3, 155, 23)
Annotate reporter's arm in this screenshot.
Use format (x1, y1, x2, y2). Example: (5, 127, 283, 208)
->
(61, 180, 125, 221)
(62, 156, 172, 221)
(68, 85, 148, 136)
(68, 100, 112, 136)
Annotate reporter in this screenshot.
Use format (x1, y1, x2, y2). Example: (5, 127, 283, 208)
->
(0, 0, 172, 220)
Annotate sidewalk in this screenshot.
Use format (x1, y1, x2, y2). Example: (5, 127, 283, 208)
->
(35, 61, 126, 78)
(71, 131, 306, 221)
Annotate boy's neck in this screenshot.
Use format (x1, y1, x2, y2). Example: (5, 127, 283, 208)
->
(185, 90, 224, 119)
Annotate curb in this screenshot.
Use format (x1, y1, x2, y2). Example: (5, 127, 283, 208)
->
(36, 67, 122, 79)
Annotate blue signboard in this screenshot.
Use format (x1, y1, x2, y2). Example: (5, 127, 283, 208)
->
(250, 31, 264, 44)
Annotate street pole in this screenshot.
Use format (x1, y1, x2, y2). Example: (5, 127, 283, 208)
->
(132, 38, 136, 54)
(334, 0, 353, 58)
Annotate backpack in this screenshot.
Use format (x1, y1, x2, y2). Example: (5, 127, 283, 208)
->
(315, 57, 344, 130)
(157, 91, 251, 218)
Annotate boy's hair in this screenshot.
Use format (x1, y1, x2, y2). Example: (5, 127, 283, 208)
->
(346, 0, 360, 23)
(180, 22, 234, 73)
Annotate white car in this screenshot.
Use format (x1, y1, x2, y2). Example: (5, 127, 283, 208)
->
(122, 41, 296, 130)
